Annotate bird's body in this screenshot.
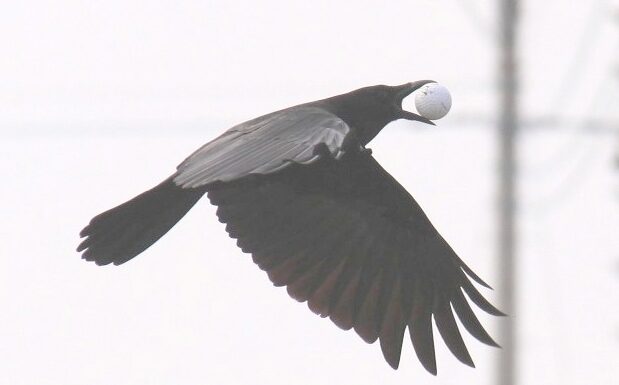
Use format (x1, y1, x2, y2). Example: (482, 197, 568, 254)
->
(78, 81, 502, 374)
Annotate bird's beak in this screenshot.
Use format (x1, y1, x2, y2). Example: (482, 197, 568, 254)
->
(394, 80, 436, 126)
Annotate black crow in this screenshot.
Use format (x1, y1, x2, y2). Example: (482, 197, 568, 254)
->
(77, 81, 503, 374)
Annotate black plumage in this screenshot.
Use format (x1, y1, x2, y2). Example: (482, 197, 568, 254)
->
(77, 81, 503, 374)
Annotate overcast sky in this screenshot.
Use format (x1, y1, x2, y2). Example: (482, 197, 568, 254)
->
(1, 1, 618, 385)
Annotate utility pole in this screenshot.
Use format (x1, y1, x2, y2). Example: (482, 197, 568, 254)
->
(498, 1, 518, 385)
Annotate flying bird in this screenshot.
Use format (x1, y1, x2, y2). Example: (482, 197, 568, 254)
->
(77, 80, 503, 374)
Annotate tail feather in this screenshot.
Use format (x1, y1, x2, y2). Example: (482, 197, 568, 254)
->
(77, 177, 206, 265)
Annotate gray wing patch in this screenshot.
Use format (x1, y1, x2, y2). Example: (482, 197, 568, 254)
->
(173, 107, 350, 188)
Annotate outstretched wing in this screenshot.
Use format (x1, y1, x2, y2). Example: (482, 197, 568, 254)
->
(174, 106, 350, 188)
(207, 151, 503, 374)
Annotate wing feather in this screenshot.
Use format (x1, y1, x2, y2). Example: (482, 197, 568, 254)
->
(409, 291, 437, 375)
(433, 298, 475, 367)
(378, 276, 407, 369)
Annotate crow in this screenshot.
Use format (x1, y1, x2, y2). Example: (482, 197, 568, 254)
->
(77, 80, 503, 374)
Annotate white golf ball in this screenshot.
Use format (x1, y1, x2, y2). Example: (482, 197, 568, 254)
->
(414, 83, 452, 120)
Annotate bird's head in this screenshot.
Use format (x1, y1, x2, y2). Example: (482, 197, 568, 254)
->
(317, 80, 437, 145)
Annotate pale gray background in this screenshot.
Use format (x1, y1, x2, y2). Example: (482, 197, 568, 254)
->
(1, 1, 617, 384)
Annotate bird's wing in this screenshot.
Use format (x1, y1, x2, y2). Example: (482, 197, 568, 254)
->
(174, 106, 350, 188)
(207, 151, 503, 374)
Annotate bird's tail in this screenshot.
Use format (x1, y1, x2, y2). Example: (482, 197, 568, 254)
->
(77, 177, 206, 265)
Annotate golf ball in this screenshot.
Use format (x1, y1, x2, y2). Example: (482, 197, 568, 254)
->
(414, 83, 452, 120)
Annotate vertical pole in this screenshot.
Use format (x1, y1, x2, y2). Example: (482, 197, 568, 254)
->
(498, 1, 518, 385)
